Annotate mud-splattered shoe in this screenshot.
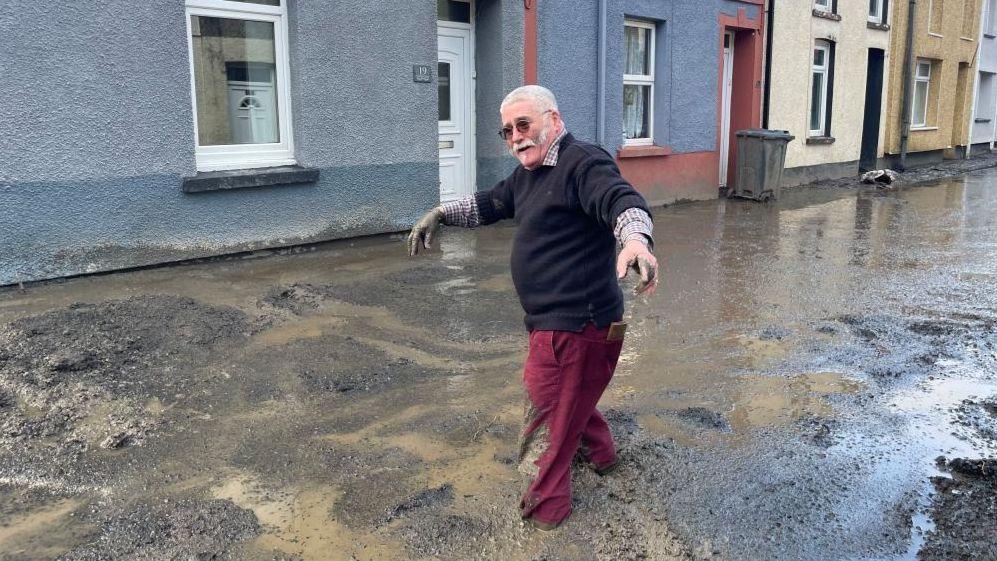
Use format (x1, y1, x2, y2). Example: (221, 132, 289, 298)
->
(594, 458, 619, 476)
(525, 515, 564, 531)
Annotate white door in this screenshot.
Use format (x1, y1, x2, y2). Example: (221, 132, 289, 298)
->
(227, 81, 278, 144)
(438, 25, 475, 202)
(719, 32, 734, 188)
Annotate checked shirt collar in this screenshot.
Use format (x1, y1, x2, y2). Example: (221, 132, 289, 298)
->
(540, 128, 568, 168)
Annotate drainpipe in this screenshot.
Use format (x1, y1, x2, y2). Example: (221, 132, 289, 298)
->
(898, 0, 918, 170)
(762, 0, 775, 129)
(597, 0, 607, 147)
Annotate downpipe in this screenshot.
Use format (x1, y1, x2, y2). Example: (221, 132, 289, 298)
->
(899, 0, 917, 170)
(597, 0, 607, 147)
(762, 0, 775, 129)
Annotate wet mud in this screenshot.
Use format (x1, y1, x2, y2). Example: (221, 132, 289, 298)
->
(920, 396, 997, 561)
(1, 169, 997, 559)
(804, 150, 997, 192)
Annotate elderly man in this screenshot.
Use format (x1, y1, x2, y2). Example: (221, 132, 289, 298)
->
(408, 85, 657, 530)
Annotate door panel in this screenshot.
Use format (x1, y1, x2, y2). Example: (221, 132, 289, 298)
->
(719, 32, 734, 188)
(860, 49, 884, 172)
(438, 26, 474, 202)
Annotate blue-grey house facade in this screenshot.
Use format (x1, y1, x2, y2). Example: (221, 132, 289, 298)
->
(2, 0, 762, 285)
(537, 0, 763, 204)
(1, 0, 522, 285)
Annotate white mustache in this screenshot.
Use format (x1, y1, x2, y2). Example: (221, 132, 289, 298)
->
(513, 140, 536, 151)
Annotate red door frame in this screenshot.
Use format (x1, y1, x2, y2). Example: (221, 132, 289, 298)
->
(717, 5, 764, 189)
(525, 0, 538, 84)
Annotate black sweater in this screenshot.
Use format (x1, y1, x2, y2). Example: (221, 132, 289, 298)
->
(474, 133, 651, 332)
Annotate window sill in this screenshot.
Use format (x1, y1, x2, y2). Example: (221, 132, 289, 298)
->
(182, 165, 319, 194)
(910, 126, 938, 132)
(617, 145, 672, 158)
(812, 9, 841, 22)
(928, 32, 944, 38)
(960, 36, 976, 42)
(867, 21, 890, 31)
(806, 136, 835, 145)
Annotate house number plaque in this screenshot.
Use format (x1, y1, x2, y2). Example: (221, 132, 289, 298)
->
(413, 65, 432, 83)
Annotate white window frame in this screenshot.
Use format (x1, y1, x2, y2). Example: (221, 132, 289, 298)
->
(869, 0, 885, 24)
(928, 0, 944, 36)
(912, 59, 932, 128)
(809, 41, 831, 137)
(623, 19, 655, 147)
(814, 0, 832, 12)
(185, 0, 295, 172)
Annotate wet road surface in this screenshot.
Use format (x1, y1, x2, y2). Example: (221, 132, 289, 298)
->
(1, 169, 995, 560)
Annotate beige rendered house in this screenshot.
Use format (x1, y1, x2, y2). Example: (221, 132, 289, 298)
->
(883, 0, 983, 167)
(765, 0, 892, 186)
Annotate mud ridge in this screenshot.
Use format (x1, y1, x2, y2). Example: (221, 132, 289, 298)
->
(57, 498, 260, 561)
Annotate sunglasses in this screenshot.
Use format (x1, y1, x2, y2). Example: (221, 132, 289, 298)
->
(498, 110, 552, 140)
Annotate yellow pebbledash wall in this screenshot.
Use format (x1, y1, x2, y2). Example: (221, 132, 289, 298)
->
(884, 0, 982, 160)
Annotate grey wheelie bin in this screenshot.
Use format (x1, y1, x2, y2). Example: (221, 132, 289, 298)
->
(732, 129, 794, 201)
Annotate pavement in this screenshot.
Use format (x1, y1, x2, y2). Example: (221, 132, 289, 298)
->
(0, 162, 996, 560)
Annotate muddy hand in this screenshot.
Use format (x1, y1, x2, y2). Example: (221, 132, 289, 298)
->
(407, 207, 444, 256)
(616, 239, 659, 296)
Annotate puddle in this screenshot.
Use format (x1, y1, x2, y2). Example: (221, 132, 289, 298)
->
(434, 276, 475, 295)
(890, 376, 997, 458)
(477, 273, 514, 292)
(211, 473, 410, 561)
(729, 372, 865, 431)
(0, 498, 83, 560)
(636, 412, 707, 447)
(254, 315, 347, 346)
(732, 332, 794, 366)
(144, 397, 168, 415)
(864, 376, 997, 560)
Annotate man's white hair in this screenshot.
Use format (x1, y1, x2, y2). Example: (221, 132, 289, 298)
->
(500, 85, 559, 113)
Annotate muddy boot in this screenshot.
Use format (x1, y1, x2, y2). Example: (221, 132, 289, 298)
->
(594, 458, 619, 476)
(525, 514, 565, 531)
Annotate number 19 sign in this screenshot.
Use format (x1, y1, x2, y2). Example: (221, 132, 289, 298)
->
(413, 65, 432, 83)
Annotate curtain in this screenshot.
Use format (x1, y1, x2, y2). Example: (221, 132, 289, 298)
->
(623, 26, 650, 139)
(623, 85, 649, 139)
(624, 26, 648, 75)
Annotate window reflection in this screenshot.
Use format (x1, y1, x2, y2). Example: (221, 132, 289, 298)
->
(190, 16, 280, 146)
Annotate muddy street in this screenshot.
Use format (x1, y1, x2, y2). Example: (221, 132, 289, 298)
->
(1, 170, 996, 561)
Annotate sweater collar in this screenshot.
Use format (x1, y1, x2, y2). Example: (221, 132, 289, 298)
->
(540, 128, 569, 168)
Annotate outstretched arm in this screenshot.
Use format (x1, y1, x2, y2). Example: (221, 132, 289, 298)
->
(613, 209, 658, 295)
(407, 178, 515, 256)
(407, 194, 483, 255)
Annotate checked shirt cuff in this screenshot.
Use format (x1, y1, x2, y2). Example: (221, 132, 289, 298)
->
(440, 195, 481, 228)
(614, 208, 654, 248)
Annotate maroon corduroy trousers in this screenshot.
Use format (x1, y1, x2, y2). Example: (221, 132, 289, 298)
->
(518, 323, 623, 526)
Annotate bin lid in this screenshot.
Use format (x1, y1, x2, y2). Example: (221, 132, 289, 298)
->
(735, 128, 795, 141)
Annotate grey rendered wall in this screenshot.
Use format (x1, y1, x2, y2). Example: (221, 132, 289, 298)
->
(475, 0, 525, 190)
(0, 1, 439, 284)
(972, 23, 997, 144)
(537, 0, 758, 154)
